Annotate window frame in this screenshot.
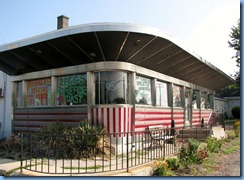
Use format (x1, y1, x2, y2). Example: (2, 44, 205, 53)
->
(94, 71, 130, 105)
(56, 73, 88, 106)
(156, 80, 168, 107)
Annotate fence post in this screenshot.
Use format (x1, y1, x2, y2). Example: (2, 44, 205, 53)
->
(20, 133, 23, 173)
(126, 132, 129, 173)
(163, 131, 166, 158)
(171, 119, 175, 136)
(201, 118, 204, 128)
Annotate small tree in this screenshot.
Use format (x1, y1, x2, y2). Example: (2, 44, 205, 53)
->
(228, 19, 240, 87)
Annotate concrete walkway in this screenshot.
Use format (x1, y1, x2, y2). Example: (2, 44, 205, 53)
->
(0, 158, 21, 176)
(0, 142, 175, 176)
(0, 158, 154, 176)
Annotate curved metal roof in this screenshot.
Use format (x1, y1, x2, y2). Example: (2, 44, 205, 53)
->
(0, 22, 234, 91)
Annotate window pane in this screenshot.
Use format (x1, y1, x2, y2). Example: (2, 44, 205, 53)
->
(207, 94, 213, 109)
(57, 74, 87, 106)
(95, 71, 128, 104)
(201, 92, 206, 109)
(192, 90, 199, 109)
(173, 85, 182, 107)
(156, 81, 168, 106)
(26, 78, 51, 107)
(135, 76, 152, 105)
(16, 81, 22, 108)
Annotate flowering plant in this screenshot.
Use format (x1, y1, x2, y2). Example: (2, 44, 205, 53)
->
(234, 120, 240, 137)
(153, 158, 174, 176)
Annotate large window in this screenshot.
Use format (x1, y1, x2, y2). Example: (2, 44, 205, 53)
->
(26, 78, 51, 107)
(207, 94, 214, 109)
(15, 81, 22, 108)
(95, 71, 129, 104)
(135, 75, 152, 105)
(201, 92, 207, 109)
(57, 74, 87, 105)
(192, 90, 200, 109)
(173, 85, 183, 107)
(156, 81, 168, 107)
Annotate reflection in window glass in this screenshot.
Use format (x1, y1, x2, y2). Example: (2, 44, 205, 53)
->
(207, 94, 213, 109)
(201, 92, 206, 109)
(135, 76, 152, 105)
(156, 81, 168, 106)
(16, 81, 22, 108)
(26, 78, 51, 107)
(173, 85, 182, 107)
(192, 90, 199, 109)
(57, 74, 87, 106)
(95, 71, 129, 104)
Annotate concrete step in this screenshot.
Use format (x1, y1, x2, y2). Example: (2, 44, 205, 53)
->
(179, 128, 210, 134)
(177, 137, 206, 142)
(177, 133, 208, 138)
(177, 127, 210, 141)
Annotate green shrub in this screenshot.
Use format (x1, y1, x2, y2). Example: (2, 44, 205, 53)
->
(178, 144, 190, 167)
(33, 123, 73, 158)
(205, 136, 221, 153)
(64, 120, 107, 157)
(223, 111, 229, 120)
(178, 138, 208, 166)
(33, 120, 108, 159)
(0, 135, 21, 153)
(226, 131, 236, 140)
(193, 143, 209, 163)
(231, 106, 240, 119)
(166, 158, 180, 171)
(188, 138, 200, 155)
(37, 122, 72, 134)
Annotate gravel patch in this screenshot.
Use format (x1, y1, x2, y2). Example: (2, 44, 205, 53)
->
(206, 149, 240, 176)
(174, 135, 240, 176)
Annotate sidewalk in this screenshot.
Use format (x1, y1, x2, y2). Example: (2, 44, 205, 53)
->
(0, 158, 154, 176)
(0, 158, 21, 176)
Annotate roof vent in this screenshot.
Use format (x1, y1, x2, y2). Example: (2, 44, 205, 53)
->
(57, 15, 69, 29)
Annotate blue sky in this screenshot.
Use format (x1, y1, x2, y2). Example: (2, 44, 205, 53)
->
(0, 0, 240, 76)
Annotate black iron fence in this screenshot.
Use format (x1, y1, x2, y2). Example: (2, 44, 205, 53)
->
(20, 122, 235, 175)
(20, 128, 176, 175)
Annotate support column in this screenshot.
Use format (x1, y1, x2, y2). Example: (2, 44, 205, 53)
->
(130, 72, 136, 132)
(87, 71, 94, 123)
(168, 83, 173, 120)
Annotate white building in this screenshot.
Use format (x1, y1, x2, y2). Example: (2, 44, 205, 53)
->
(214, 96, 240, 118)
(225, 96, 240, 118)
(0, 71, 12, 139)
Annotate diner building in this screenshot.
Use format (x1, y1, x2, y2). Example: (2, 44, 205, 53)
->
(0, 16, 234, 140)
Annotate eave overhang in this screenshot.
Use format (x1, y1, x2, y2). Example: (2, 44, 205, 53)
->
(0, 22, 235, 91)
